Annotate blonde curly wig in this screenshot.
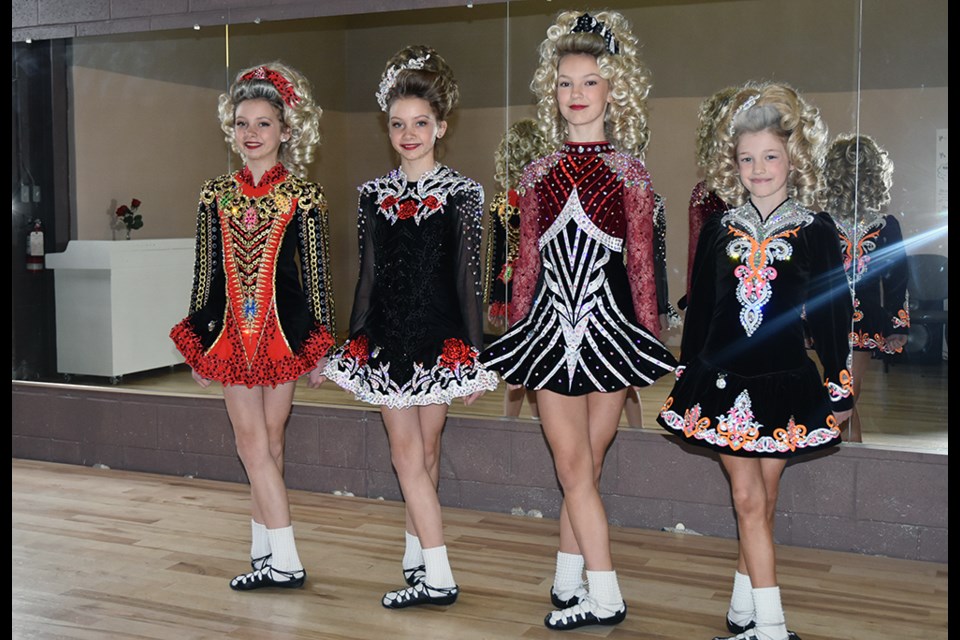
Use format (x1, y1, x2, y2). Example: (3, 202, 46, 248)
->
(494, 119, 548, 191)
(705, 81, 827, 208)
(218, 61, 322, 179)
(821, 133, 893, 222)
(694, 85, 740, 170)
(530, 10, 652, 158)
(379, 44, 460, 121)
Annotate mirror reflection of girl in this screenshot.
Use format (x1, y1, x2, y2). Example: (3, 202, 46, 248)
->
(657, 82, 854, 640)
(480, 10, 677, 631)
(483, 118, 548, 419)
(170, 62, 336, 590)
(678, 85, 740, 312)
(821, 133, 909, 443)
(323, 45, 498, 609)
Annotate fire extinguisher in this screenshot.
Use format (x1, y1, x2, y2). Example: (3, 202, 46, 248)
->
(26, 218, 44, 272)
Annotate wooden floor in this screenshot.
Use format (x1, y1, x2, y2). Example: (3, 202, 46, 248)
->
(51, 353, 948, 454)
(12, 459, 947, 640)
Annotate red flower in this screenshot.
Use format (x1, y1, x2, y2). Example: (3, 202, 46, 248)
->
(346, 335, 370, 367)
(423, 195, 441, 210)
(438, 337, 475, 370)
(131, 198, 141, 209)
(507, 189, 519, 208)
(379, 195, 398, 210)
(115, 205, 130, 217)
(397, 200, 418, 220)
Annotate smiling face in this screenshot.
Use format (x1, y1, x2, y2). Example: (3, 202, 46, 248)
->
(736, 128, 792, 213)
(233, 98, 288, 174)
(556, 53, 611, 142)
(388, 96, 447, 179)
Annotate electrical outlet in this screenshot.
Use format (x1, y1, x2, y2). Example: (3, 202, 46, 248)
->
(20, 184, 30, 202)
(32, 186, 41, 202)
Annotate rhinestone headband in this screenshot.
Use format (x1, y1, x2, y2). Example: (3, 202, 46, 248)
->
(570, 13, 619, 55)
(239, 66, 301, 108)
(376, 54, 431, 112)
(727, 94, 759, 136)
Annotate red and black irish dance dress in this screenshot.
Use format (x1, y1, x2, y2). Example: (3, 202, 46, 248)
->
(483, 189, 521, 328)
(657, 198, 854, 457)
(835, 213, 911, 354)
(170, 163, 336, 387)
(479, 142, 677, 394)
(323, 163, 499, 408)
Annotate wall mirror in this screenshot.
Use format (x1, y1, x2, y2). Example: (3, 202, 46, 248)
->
(10, 0, 946, 455)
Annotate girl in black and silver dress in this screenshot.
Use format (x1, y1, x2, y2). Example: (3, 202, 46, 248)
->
(480, 11, 676, 631)
(324, 45, 498, 610)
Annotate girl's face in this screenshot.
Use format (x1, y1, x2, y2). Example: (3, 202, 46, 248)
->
(388, 97, 447, 169)
(556, 53, 611, 140)
(234, 98, 288, 168)
(736, 128, 792, 206)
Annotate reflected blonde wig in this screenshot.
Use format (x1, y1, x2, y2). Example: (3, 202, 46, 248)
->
(218, 61, 322, 178)
(530, 10, 652, 157)
(821, 133, 893, 222)
(494, 119, 548, 191)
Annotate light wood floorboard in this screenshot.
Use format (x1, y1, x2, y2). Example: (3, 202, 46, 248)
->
(12, 459, 947, 640)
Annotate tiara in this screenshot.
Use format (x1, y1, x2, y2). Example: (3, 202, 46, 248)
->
(570, 13, 620, 55)
(376, 54, 431, 112)
(239, 66, 301, 108)
(727, 94, 759, 136)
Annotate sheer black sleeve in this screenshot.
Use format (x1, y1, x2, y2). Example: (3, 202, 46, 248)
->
(452, 183, 486, 349)
(679, 213, 720, 365)
(349, 190, 377, 338)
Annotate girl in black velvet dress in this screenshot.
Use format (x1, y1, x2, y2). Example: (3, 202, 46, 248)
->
(324, 44, 498, 610)
(657, 81, 854, 640)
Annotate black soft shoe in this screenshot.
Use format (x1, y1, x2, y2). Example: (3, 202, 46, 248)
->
(229, 566, 305, 591)
(250, 553, 272, 572)
(543, 601, 627, 631)
(726, 615, 756, 634)
(402, 564, 426, 587)
(550, 586, 585, 608)
(712, 630, 801, 640)
(382, 583, 459, 609)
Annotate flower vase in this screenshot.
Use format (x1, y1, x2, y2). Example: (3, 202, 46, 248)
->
(125, 228, 131, 240)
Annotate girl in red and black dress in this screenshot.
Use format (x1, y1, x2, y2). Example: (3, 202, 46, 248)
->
(170, 61, 335, 591)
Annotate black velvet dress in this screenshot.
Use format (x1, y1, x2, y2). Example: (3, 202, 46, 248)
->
(657, 198, 854, 457)
(835, 214, 911, 353)
(324, 164, 499, 408)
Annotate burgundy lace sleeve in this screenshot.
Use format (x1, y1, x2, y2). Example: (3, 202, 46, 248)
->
(624, 173, 660, 339)
(686, 181, 709, 300)
(506, 186, 541, 326)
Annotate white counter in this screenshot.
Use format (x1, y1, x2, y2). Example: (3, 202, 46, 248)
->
(45, 239, 196, 379)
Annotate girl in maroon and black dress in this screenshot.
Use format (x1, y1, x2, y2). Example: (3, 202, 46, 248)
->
(481, 11, 676, 631)
(170, 61, 336, 591)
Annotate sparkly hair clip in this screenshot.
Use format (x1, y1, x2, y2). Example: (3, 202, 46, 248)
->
(727, 94, 759, 136)
(570, 13, 620, 55)
(376, 54, 431, 112)
(239, 66, 301, 108)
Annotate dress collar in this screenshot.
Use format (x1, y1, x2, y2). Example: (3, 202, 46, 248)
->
(237, 163, 288, 189)
(562, 141, 614, 155)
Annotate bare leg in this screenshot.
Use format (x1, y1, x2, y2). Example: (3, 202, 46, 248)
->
(622, 386, 643, 428)
(223, 382, 297, 529)
(503, 385, 526, 417)
(404, 404, 446, 539)
(526, 390, 540, 419)
(538, 389, 627, 571)
(842, 350, 871, 443)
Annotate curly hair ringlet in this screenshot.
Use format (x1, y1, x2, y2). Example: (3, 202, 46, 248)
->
(379, 44, 460, 122)
(820, 133, 893, 222)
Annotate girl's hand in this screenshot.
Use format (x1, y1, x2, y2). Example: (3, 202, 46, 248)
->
(191, 368, 212, 388)
(307, 357, 329, 389)
(886, 334, 908, 351)
(463, 390, 485, 406)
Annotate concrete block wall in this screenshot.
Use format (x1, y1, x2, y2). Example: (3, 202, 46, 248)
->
(12, 382, 948, 563)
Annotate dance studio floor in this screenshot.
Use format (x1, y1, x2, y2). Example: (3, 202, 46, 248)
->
(12, 458, 948, 639)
